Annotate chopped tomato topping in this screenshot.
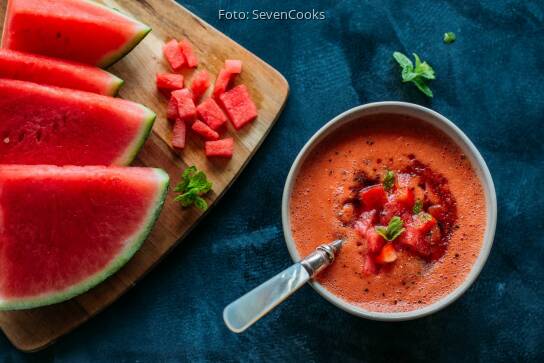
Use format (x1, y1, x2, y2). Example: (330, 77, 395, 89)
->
(366, 229, 385, 255)
(375, 243, 398, 264)
(362, 255, 377, 275)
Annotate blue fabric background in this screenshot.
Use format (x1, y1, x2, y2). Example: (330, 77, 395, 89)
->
(1, 0, 543, 361)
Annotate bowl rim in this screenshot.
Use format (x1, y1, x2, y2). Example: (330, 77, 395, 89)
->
(281, 101, 497, 321)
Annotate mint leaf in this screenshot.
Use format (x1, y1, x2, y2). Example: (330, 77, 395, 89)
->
(174, 166, 212, 210)
(383, 170, 395, 191)
(375, 216, 405, 241)
(443, 32, 456, 44)
(393, 51, 435, 98)
(413, 199, 423, 214)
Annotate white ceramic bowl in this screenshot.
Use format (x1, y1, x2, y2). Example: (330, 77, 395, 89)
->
(281, 102, 497, 321)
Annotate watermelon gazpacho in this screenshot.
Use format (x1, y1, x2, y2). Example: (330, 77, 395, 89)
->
(0, 49, 124, 96)
(0, 165, 169, 310)
(289, 114, 487, 313)
(0, 79, 155, 166)
(2, 0, 151, 67)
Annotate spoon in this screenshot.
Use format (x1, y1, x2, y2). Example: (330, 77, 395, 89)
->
(223, 239, 344, 333)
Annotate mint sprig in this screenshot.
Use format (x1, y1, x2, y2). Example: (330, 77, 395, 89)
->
(174, 166, 212, 210)
(393, 52, 435, 98)
(375, 216, 405, 241)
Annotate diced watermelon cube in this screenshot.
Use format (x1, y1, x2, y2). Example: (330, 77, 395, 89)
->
(362, 255, 377, 275)
(205, 138, 233, 158)
(196, 98, 228, 130)
(366, 229, 385, 255)
(218, 85, 258, 130)
(178, 39, 198, 68)
(163, 39, 185, 71)
(212, 69, 233, 98)
(190, 70, 210, 102)
(225, 59, 242, 74)
(166, 96, 178, 122)
(191, 120, 220, 141)
(359, 185, 387, 211)
(172, 119, 186, 149)
(171, 89, 196, 123)
(354, 210, 377, 237)
(156, 73, 184, 92)
(412, 212, 437, 234)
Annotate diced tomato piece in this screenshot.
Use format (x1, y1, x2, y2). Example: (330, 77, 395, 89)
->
(166, 96, 178, 122)
(178, 39, 198, 67)
(412, 212, 437, 234)
(218, 85, 258, 130)
(197, 98, 228, 130)
(156, 73, 184, 92)
(172, 119, 186, 149)
(212, 69, 234, 98)
(359, 185, 387, 211)
(354, 210, 377, 237)
(163, 39, 185, 71)
(392, 173, 415, 207)
(171, 89, 196, 122)
(190, 70, 210, 101)
(375, 243, 398, 264)
(191, 120, 220, 141)
(362, 255, 377, 275)
(366, 229, 385, 255)
(225, 59, 242, 74)
(205, 138, 234, 158)
(380, 200, 403, 225)
(398, 225, 420, 249)
(428, 204, 446, 221)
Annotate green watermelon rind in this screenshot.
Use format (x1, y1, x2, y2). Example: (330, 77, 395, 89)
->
(0, 169, 170, 311)
(107, 76, 125, 97)
(114, 105, 156, 166)
(89, 0, 152, 68)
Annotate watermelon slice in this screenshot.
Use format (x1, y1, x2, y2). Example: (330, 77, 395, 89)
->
(178, 39, 198, 68)
(197, 98, 228, 130)
(191, 120, 220, 141)
(0, 49, 123, 96)
(0, 165, 168, 310)
(172, 119, 186, 149)
(190, 70, 210, 102)
(171, 89, 196, 123)
(205, 138, 233, 158)
(218, 85, 258, 130)
(0, 79, 155, 166)
(156, 73, 184, 92)
(2, 0, 151, 67)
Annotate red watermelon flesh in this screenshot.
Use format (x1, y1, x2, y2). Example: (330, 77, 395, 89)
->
(2, 0, 151, 68)
(197, 98, 227, 130)
(178, 39, 198, 68)
(163, 39, 185, 71)
(191, 120, 220, 141)
(212, 69, 234, 98)
(225, 59, 242, 74)
(171, 89, 196, 123)
(0, 79, 155, 166)
(205, 138, 233, 158)
(218, 85, 258, 130)
(166, 95, 179, 122)
(156, 73, 184, 92)
(190, 70, 210, 102)
(0, 165, 169, 310)
(0, 49, 123, 96)
(172, 119, 186, 149)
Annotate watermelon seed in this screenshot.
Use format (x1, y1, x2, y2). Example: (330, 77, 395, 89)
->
(35, 129, 43, 142)
(3, 137, 9, 144)
(18, 132, 25, 142)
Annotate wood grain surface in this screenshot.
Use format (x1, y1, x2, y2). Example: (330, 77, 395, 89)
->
(0, 0, 289, 351)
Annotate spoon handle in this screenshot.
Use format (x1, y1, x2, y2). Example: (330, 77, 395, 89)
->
(223, 263, 310, 333)
(223, 239, 343, 333)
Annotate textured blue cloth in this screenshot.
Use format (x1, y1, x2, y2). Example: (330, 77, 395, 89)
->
(1, 0, 543, 361)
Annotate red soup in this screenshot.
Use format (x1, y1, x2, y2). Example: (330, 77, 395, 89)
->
(290, 114, 486, 313)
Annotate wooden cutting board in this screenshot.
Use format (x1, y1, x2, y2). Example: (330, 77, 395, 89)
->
(0, 0, 288, 351)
